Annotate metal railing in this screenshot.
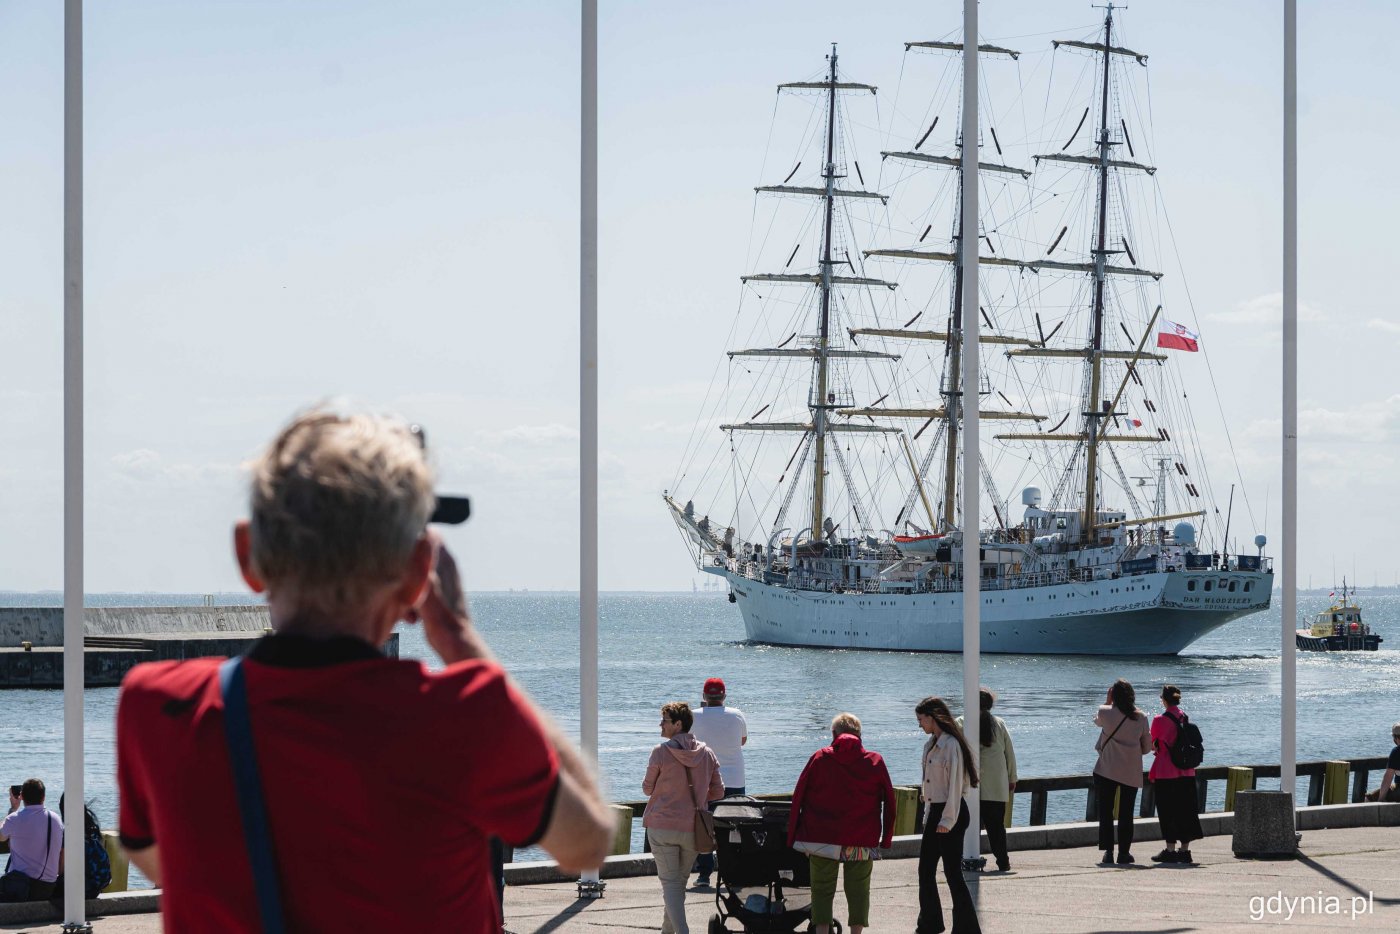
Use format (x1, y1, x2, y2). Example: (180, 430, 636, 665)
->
(600, 756, 1390, 856)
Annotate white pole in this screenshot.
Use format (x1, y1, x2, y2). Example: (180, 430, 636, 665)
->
(579, 0, 602, 888)
(959, 0, 981, 863)
(1280, 0, 1297, 810)
(63, 1, 89, 929)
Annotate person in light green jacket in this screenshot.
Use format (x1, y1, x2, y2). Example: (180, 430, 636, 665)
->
(956, 688, 1018, 872)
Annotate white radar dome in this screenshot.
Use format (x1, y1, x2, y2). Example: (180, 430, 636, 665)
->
(1173, 522, 1197, 546)
(1254, 534, 1267, 549)
(1021, 487, 1042, 507)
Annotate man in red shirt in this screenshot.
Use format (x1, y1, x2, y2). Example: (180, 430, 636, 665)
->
(117, 410, 614, 932)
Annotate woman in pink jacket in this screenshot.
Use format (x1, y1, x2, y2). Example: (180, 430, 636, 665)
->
(1149, 684, 1203, 864)
(642, 701, 724, 934)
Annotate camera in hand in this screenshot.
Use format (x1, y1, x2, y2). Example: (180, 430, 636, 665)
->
(430, 495, 470, 525)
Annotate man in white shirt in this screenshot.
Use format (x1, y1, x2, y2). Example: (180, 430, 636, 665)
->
(689, 677, 747, 886)
(0, 779, 63, 902)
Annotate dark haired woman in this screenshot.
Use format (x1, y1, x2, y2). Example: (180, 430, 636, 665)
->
(642, 701, 724, 934)
(956, 688, 1017, 872)
(1149, 685, 1203, 864)
(1092, 679, 1152, 865)
(915, 696, 982, 934)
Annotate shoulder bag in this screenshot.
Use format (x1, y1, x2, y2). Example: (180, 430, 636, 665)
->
(220, 656, 287, 934)
(1095, 709, 1132, 753)
(683, 764, 716, 852)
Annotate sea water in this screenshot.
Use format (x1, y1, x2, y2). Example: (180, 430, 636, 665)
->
(2, 591, 1396, 870)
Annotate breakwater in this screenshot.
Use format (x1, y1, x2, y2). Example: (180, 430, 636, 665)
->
(0, 605, 272, 646)
(0, 605, 273, 687)
(0, 605, 397, 687)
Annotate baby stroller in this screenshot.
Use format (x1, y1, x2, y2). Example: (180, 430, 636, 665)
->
(706, 796, 840, 934)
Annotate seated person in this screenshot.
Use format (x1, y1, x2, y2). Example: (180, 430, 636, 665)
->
(0, 779, 63, 902)
(1363, 723, 1400, 803)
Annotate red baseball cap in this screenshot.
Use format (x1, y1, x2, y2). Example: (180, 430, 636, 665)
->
(703, 677, 726, 697)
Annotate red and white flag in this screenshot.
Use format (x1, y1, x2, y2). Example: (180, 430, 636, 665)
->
(1157, 319, 1200, 352)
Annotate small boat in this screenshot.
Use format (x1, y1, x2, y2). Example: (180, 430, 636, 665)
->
(892, 532, 946, 555)
(1296, 579, 1382, 651)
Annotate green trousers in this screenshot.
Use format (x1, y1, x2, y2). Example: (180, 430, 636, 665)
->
(808, 855, 873, 927)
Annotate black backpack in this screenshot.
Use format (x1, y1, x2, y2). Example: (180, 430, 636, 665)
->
(1166, 710, 1204, 770)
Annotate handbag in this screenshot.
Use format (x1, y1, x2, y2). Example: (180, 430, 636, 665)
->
(683, 764, 716, 852)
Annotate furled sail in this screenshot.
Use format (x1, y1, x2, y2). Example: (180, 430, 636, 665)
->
(1033, 153, 1156, 174)
(848, 327, 1037, 346)
(777, 81, 877, 93)
(1052, 39, 1147, 65)
(720, 421, 901, 433)
(904, 41, 1020, 59)
(1028, 259, 1162, 279)
(755, 185, 888, 202)
(741, 273, 897, 289)
(862, 249, 1027, 269)
(882, 151, 1030, 178)
(728, 347, 899, 360)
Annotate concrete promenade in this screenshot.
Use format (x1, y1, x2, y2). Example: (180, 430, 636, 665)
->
(6, 825, 1396, 933)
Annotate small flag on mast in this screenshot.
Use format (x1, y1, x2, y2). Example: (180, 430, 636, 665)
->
(1157, 319, 1200, 352)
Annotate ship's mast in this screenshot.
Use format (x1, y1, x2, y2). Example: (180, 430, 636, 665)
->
(1082, 4, 1116, 538)
(810, 45, 840, 539)
(941, 167, 966, 530)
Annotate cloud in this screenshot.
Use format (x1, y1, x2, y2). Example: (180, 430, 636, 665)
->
(496, 423, 579, 444)
(109, 449, 240, 486)
(1207, 292, 1326, 326)
(1240, 393, 1400, 444)
(1366, 318, 1400, 335)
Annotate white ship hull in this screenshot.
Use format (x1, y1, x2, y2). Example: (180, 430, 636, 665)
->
(715, 568, 1270, 655)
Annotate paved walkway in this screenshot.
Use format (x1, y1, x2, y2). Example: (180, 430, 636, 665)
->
(6, 826, 1397, 932)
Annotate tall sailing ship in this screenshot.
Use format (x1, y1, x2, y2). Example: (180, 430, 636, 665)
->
(666, 7, 1271, 655)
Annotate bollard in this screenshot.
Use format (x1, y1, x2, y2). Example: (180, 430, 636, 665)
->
(1323, 760, 1349, 806)
(893, 786, 921, 836)
(102, 829, 129, 893)
(1225, 766, 1255, 811)
(609, 804, 633, 856)
(1232, 790, 1297, 859)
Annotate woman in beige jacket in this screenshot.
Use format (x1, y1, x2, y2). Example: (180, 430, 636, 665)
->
(1092, 679, 1151, 865)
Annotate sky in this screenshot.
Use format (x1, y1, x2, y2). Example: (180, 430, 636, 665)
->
(0, 1, 1395, 594)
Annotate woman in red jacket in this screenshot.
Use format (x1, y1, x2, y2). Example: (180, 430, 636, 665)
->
(787, 713, 896, 934)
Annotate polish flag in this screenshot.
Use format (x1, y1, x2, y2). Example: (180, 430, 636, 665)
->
(1157, 319, 1200, 352)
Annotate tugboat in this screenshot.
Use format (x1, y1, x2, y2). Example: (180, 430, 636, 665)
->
(1296, 579, 1383, 651)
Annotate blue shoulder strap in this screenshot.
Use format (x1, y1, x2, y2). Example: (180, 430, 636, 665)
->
(219, 656, 286, 934)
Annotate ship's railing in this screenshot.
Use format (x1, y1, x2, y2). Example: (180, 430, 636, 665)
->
(588, 756, 1390, 858)
(762, 551, 1274, 595)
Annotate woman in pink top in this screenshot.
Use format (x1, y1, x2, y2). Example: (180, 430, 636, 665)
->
(1092, 679, 1151, 865)
(642, 701, 724, 934)
(1149, 684, 1203, 864)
